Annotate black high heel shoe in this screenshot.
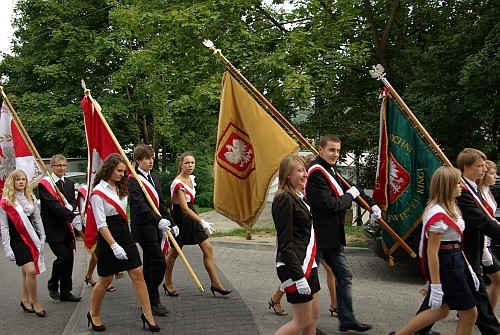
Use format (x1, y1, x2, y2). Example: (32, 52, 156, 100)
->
(84, 276, 97, 287)
(329, 305, 338, 317)
(141, 313, 160, 332)
(20, 301, 34, 313)
(210, 285, 232, 297)
(87, 311, 106, 332)
(268, 297, 288, 316)
(33, 305, 47, 317)
(162, 283, 179, 297)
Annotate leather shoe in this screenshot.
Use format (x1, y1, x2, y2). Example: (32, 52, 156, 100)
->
(339, 322, 372, 332)
(60, 293, 81, 302)
(416, 331, 442, 335)
(48, 290, 60, 300)
(151, 303, 168, 316)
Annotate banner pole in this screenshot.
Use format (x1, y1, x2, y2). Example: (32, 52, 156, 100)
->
(83, 89, 204, 292)
(203, 41, 416, 259)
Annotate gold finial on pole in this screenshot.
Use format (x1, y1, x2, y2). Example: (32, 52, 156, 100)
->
(203, 40, 231, 65)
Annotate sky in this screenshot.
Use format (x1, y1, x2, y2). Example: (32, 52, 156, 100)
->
(0, 0, 15, 59)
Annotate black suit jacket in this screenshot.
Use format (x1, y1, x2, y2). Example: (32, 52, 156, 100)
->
(306, 156, 375, 249)
(39, 177, 77, 244)
(458, 187, 500, 272)
(128, 169, 174, 243)
(272, 192, 314, 281)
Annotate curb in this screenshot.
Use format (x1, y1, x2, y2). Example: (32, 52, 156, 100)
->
(211, 239, 374, 256)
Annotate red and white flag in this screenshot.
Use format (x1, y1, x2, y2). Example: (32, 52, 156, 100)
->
(0, 102, 43, 195)
(81, 95, 124, 250)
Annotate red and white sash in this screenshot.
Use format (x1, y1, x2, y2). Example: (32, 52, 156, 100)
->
(306, 164, 344, 196)
(77, 185, 88, 214)
(133, 174, 172, 254)
(170, 178, 196, 214)
(419, 205, 463, 281)
(83, 185, 128, 251)
(38, 177, 76, 248)
(0, 199, 46, 274)
(279, 226, 317, 294)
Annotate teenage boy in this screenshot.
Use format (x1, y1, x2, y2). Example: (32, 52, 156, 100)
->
(306, 134, 381, 333)
(128, 144, 178, 317)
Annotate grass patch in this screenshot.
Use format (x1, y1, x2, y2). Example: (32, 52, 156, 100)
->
(211, 227, 275, 238)
(211, 225, 367, 248)
(194, 205, 214, 214)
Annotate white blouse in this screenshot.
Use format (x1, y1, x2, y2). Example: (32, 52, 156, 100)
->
(90, 180, 128, 230)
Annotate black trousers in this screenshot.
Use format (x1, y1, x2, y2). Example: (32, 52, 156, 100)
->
(47, 233, 75, 296)
(139, 240, 166, 306)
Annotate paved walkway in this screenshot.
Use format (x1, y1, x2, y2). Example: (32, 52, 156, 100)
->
(54, 208, 490, 334)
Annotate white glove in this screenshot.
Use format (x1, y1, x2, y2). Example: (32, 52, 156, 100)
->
(428, 283, 444, 310)
(483, 249, 494, 267)
(39, 235, 46, 252)
(468, 265, 480, 291)
(158, 219, 171, 232)
(4, 245, 15, 262)
(346, 186, 360, 199)
(199, 219, 216, 235)
(295, 277, 311, 295)
(72, 216, 83, 231)
(371, 205, 382, 220)
(169, 225, 180, 237)
(110, 242, 128, 260)
(64, 203, 73, 211)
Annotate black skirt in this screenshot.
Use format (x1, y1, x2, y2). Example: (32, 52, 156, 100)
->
(424, 248, 476, 311)
(172, 203, 208, 246)
(9, 223, 34, 267)
(277, 266, 320, 304)
(96, 215, 142, 277)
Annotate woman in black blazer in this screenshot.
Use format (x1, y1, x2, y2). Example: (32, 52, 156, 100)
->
(272, 154, 320, 335)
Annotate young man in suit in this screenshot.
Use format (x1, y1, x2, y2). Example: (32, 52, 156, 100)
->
(39, 154, 82, 302)
(306, 135, 380, 333)
(128, 144, 178, 317)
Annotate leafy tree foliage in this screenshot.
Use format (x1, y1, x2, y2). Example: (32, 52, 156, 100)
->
(1, 0, 498, 206)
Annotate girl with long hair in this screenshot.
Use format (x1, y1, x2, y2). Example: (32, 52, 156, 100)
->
(273, 154, 320, 335)
(0, 169, 47, 317)
(163, 152, 231, 297)
(478, 160, 500, 315)
(85, 154, 159, 332)
(389, 166, 478, 335)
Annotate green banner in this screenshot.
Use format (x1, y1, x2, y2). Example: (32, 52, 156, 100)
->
(373, 97, 442, 254)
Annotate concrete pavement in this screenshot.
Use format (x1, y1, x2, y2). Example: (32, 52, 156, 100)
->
(0, 207, 488, 334)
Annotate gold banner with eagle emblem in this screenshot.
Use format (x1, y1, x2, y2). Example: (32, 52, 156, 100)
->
(213, 72, 299, 228)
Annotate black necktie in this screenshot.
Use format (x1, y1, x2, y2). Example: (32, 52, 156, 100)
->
(56, 179, 64, 192)
(147, 174, 155, 187)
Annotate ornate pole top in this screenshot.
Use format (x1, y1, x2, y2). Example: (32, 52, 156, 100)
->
(203, 39, 229, 65)
(81, 79, 91, 96)
(369, 64, 386, 80)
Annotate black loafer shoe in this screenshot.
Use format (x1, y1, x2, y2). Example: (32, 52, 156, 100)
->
(151, 304, 168, 316)
(48, 290, 60, 301)
(60, 293, 81, 302)
(339, 322, 372, 332)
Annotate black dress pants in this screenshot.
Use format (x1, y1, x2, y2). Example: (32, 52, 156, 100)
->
(47, 233, 75, 296)
(139, 240, 166, 306)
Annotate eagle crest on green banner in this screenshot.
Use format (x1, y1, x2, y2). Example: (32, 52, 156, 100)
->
(373, 96, 443, 254)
